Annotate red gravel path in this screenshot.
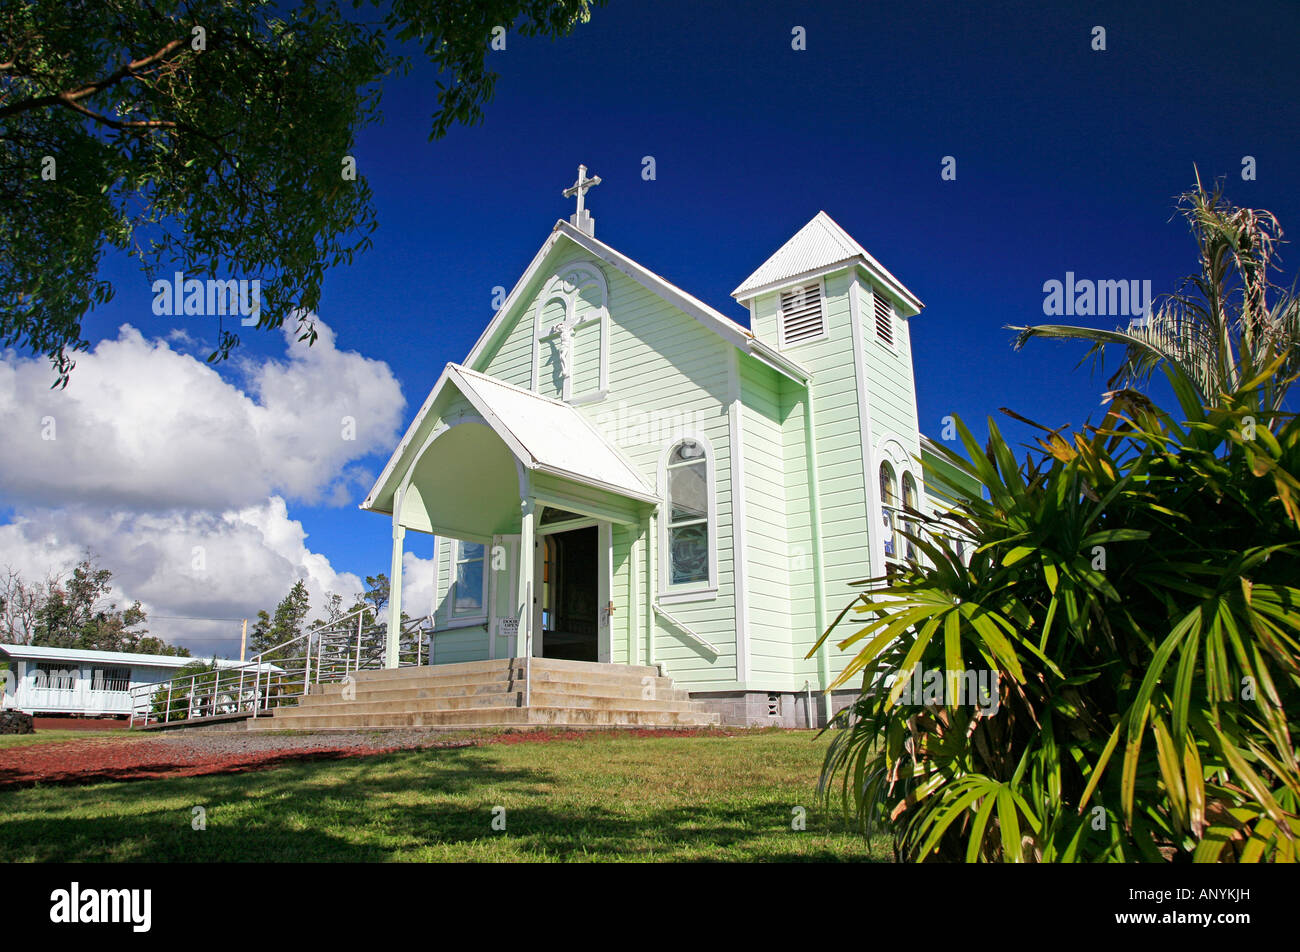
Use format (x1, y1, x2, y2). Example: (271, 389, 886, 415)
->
(0, 728, 731, 790)
(32, 717, 127, 731)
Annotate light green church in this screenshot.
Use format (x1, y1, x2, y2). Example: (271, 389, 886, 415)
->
(363, 169, 931, 727)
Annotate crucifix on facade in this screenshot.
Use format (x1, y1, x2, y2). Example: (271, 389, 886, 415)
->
(539, 302, 600, 397)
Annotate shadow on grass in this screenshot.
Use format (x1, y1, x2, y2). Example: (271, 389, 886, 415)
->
(0, 746, 460, 791)
(0, 745, 882, 862)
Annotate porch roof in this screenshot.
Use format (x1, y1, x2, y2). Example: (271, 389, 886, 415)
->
(362, 364, 658, 519)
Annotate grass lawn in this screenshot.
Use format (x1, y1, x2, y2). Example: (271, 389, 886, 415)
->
(0, 730, 889, 862)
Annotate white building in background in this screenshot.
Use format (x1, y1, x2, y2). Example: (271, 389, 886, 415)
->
(0, 644, 243, 717)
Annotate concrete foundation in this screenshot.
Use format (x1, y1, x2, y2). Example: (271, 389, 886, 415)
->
(688, 689, 861, 728)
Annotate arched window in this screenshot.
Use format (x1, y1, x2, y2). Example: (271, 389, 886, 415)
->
(665, 439, 711, 588)
(879, 463, 898, 561)
(901, 473, 918, 562)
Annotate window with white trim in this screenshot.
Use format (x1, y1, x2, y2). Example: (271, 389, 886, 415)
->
(873, 288, 894, 346)
(452, 540, 487, 619)
(92, 666, 131, 692)
(665, 439, 711, 586)
(778, 282, 825, 346)
(31, 663, 76, 691)
(879, 463, 900, 562)
(901, 473, 918, 563)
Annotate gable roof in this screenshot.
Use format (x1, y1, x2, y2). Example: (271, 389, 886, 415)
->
(463, 220, 810, 384)
(731, 211, 924, 314)
(362, 363, 657, 516)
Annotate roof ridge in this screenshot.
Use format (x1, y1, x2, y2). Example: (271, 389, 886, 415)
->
(730, 210, 923, 311)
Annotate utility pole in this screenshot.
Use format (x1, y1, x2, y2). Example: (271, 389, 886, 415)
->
(239, 618, 248, 662)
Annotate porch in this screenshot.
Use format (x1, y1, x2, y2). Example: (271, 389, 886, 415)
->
(368, 364, 674, 672)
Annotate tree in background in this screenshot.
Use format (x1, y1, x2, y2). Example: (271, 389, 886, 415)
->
(1, 0, 604, 386)
(360, 574, 389, 623)
(247, 579, 311, 660)
(0, 566, 44, 644)
(0, 556, 188, 655)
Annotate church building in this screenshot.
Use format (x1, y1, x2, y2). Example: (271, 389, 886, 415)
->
(362, 168, 931, 727)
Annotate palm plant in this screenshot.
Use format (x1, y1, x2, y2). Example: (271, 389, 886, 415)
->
(1011, 174, 1300, 413)
(816, 183, 1300, 862)
(816, 379, 1299, 861)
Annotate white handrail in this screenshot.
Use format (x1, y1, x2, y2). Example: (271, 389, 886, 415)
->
(652, 603, 720, 655)
(127, 611, 433, 727)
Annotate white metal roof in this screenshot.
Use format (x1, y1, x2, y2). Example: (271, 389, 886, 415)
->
(451, 365, 657, 501)
(0, 643, 251, 668)
(731, 211, 924, 313)
(362, 364, 658, 513)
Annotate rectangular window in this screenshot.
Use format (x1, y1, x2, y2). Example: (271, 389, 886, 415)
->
(874, 288, 894, 345)
(31, 664, 77, 691)
(778, 283, 825, 346)
(92, 666, 131, 692)
(453, 540, 487, 617)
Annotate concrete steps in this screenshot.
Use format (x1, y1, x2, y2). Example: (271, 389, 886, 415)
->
(247, 658, 720, 731)
(307, 678, 690, 705)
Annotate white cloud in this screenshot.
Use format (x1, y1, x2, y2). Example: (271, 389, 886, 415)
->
(0, 505, 439, 659)
(0, 319, 405, 511)
(0, 499, 368, 658)
(0, 319, 415, 659)
(401, 551, 436, 621)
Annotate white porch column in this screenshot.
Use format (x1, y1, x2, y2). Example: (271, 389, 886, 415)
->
(386, 523, 406, 669)
(517, 498, 536, 658)
(646, 510, 656, 668)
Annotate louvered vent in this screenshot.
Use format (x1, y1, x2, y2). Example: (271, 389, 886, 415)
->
(873, 288, 894, 345)
(767, 693, 781, 717)
(779, 283, 825, 346)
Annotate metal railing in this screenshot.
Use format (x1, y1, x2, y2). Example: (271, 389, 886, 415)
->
(128, 609, 433, 728)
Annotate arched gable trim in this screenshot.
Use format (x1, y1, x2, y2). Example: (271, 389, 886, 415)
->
(529, 260, 611, 401)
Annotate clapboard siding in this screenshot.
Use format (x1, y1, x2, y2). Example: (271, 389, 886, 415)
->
(780, 376, 821, 684)
(857, 280, 924, 496)
(753, 271, 870, 683)
(468, 242, 739, 689)
(740, 358, 794, 681)
(430, 626, 490, 664)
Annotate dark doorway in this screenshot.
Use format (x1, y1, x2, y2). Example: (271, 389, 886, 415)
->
(540, 525, 599, 662)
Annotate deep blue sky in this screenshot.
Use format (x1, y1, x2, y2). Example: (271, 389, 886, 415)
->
(79, 0, 1300, 585)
